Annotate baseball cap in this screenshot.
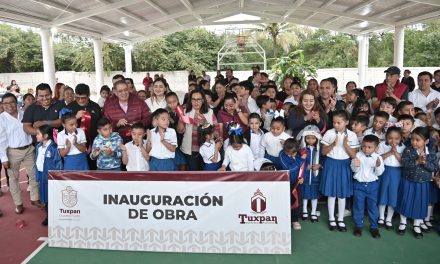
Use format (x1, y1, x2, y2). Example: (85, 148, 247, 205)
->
(384, 66, 401, 75)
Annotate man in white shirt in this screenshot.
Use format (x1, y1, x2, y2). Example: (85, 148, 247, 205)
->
(0, 93, 43, 214)
(351, 135, 385, 238)
(237, 80, 259, 114)
(408, 71, 440, 112)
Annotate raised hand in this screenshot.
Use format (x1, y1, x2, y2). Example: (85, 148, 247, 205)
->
(376, 158, 381, 167)
(352, 158, 361, 167)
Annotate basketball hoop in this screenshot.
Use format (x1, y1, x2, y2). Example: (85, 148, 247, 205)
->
(237, 35, 246, 47)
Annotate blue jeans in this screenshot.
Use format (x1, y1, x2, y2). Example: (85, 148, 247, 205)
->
(353, 180, 379, 229)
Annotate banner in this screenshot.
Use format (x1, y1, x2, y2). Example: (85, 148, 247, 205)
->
(48, 171, 291, 254)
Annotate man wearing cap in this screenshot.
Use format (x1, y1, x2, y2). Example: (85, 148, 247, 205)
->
(373, 66, 408, 103)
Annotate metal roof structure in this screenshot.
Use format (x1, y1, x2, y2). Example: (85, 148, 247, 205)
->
(1, 0, 439, 44)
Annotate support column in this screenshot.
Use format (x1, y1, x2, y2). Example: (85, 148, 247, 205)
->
(357, 34, 369, 87)
(393, 26, 404, 69)
(40, 28, 56, 87)
(124, 45, 133, 78)
(93, 38, 104, 95)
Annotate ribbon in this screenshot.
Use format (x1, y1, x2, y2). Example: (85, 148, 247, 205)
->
(80, 111, 92, 154)
(176, 106, 195, 124)
(53, 128, 58, 144)
(291, 159, 306, 209)
(59, 107, 73, 117)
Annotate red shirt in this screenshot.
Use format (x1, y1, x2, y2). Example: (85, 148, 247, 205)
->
(143, 77, 153, 90)
(103, 93, 152, 142)
(217, 106, 248, 139)
(375, 80, 408, 101)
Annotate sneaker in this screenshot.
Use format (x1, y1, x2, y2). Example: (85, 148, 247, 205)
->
(354, 227, 362, 237)
(292, 222, 302, 230)
(370, 228, 381, 239)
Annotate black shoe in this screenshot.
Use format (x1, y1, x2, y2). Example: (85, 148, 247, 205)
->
(413, 226, 423, 239)
(397, 223, 406, 235)
(420, 223, 431, 233)
(328, 220, 337, 231)
(337, 221, 347, 232)
(302, 213, 309, 221)
(370, 228, 381, 239)
(385, 221, 393, 230)
(310, 214, 319, 223)
(354, 227, 362, 237)
(378, 218, 385, 228)
(42, 218, 48, 226)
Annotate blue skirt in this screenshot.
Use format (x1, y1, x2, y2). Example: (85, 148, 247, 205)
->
(319, 157, 352, 198)
(378, 166, 401, 207)
(303, 184, 320, 200)
(150, 157, 175, 171)
(36, 170, 48, 203)
(64, 153, 89, 170)
(396, 177, 429, 219)
(265, 153, 281, 170)
(429, 181, 440, 204)
(204, 162, 221, 171)
(174, 148, 187, 166)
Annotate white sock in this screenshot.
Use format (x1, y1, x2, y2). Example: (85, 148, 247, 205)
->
(379, 205, 386, 220)
(399, 215, 407, 230)
(413, 219, 422, 232)
(425, 205, 433, 221)
(386, 206, 394, 222)
(303, 199, 308, 214)
(328, 197, 336, 221)
(311, 199, 318, 215)
(337, 198, 346, 222)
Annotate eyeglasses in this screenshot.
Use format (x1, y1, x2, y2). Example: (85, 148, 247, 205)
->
(191, 98, 203, 102)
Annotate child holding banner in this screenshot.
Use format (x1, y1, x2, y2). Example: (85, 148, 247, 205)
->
(35, 125, 63, 226)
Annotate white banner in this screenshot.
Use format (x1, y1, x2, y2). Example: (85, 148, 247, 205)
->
(48, 171, 291, 254)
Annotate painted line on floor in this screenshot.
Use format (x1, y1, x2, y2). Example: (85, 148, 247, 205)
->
(21, 240, 48, 264)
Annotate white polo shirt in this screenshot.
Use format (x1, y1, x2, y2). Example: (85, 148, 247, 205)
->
(200, 140, 221, 164)
(321, 128, 360, 160)
(57, 128, 87, 155)
(223, 144, 254, 171)
(351, 151, 385, 182)
(149, 127, 178, 159)
(377, 141, 405, 167)
(125, 140, 149, 171)
(261, 131, 291, 157)
(409, 88, 440, 111)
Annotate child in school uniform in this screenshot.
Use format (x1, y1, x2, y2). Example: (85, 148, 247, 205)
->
(166, 92, 187, 171)
(350, 115, 369, 143)
(90, 118, 123, 171)
(256, 95, 273, 131)
(377, 127, 405, 229)
(320, 110, 360, 232)
(261, 117, 291, 169)
(243, 113, 267, 161)
(364, 111, 389, 142)
(351, 135, 385, 238)
(35, 125, 63, 226)
(397, 115, 415, 147)
(120, 123, 150, 171)
(198, 123, 223, 171)
(57, 111, 89, 170)
(218, 128, 254, 172)
(280, 138, 306, 230)
(396, 127, 438, 238)
(147, 108, 178, 171)
(296, 125, 322, 223)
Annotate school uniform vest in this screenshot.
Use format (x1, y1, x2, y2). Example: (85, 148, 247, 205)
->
(181, 108, 214, 155)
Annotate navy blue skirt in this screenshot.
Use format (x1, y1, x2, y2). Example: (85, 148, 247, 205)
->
(204, 162, 221, 171)
(396, 177, 429, 219)
(150, 157, 175, 171)
(319, 157, 352, 198)
(36, 170, 48, 203)
(378, 166, 401, 207)
(429, 181, 440, 204)
(174, 148, 187, 166)
(64, 153, 89, 170)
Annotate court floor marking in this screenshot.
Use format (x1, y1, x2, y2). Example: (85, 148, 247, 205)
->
(21, 237, 48, 264)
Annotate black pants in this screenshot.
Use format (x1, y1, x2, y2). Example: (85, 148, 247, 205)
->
(290, 182, 303, 222)
(185, 152, 204, 171)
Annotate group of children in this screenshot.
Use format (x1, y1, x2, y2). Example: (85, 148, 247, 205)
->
(31, 75, 440, 240)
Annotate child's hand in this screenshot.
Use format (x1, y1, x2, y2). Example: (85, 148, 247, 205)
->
(352, 158, 361, 167)
(159, 130, 165, 141)
(312, 164, 320, 171)
(299, 178, 304, 184)
(119, 144, 126, 152)
(117, 118, 128, 127)
(333, 135, 339, 146)
(280, 139, 285, 145)
(65, 139, 71, 149)
(416, 154, 426, 165)
(376, 158, 381, 167)
(218, 166, 226, 171)
(103, 147, 113, 156)
(215, 139, 223, 149)
(92, 148, 100, 157)
(343, 135, 349, 146)
(72, 135, 77, 145)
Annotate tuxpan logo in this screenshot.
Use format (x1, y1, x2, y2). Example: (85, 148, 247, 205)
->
(238, 189, 278, 224)
(61, 186, 78, 208)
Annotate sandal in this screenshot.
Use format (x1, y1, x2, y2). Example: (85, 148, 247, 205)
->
(397, 223, 406, 235)
(337, 221, 347, 232)
(420, 222, 431, 233)
(328, 220, 337, 231)
(378, 218, 385, 228)
(310, 214, 319, 223)
(424, 220, 433, 229)
(413, 225, 423, 239)
(385, 221, 393, 230)
(301, 213, 309, 220)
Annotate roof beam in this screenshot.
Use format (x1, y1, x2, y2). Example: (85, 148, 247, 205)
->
(396, 10, 440, 25)
(239, 0, 245, 8)
(283, 0, 306, 20)
(320, 0, 337, 8)
(345, 0, 379, 12)
(324, 16, 341, 25)
(372, 2, 418, 17)
(52, 0, 142, 26)
(0, 8, 50, 26)
(408, 0, 440, 7)
(304, 12, 316, 21)
(179, 0, 204, 23)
